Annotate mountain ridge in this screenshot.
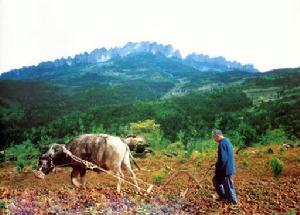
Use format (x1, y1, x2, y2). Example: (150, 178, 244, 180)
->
(0, 41, 259, 80)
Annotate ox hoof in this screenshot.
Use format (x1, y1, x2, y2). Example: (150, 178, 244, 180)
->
(72, 178, 82, 188)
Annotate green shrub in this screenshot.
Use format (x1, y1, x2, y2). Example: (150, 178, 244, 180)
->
(286, 209, 297, 215)
(185, 139, 216, 155)
(186, 141, 196, 158)
(193, 152, 203, 167)
(269, 157, 284, 177)
(164, 141, 185, 156)
(261, 129, 289, 145)
(125, 119, 164, 150)
(16, 158, 26, 173)
(227, 130, 244, 147)
(5, 140, 40, 173)
(151, 171, 166, 185)
(279, 146, 286, 152)
(0, 200, 7, 209)
(235, 122, 257, 147)
(239, 151, 250, 156)
(0, 151, 4, 163)
(178, 152, 189, 164)
(296, 157, 300, 163)
(196, 159, 202, 167)
(242, 159, 249, 168)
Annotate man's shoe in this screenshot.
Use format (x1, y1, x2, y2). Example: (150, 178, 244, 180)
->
(229, 202, 240, 210)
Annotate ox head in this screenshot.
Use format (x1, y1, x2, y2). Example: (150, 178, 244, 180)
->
(123, 135, 151, 153)
(124, 135, 147, 145)
(37, 144, 64, 175)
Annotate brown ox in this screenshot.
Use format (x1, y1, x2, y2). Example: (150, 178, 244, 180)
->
(37, 134, 140, 193)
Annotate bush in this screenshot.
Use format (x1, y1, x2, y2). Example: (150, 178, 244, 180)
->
(187, 139, 216, 154)
(235, 122, 257, 147)
(296, 157, 300, 163)
(227, 130, 244, 147)
(178, 152, 190, 164)
(279, 146, 286, 152)
(151, 171, 166, 185)
(191, 151, 202, 167)
(0, 151, 4, 163)
(261, 129, 289, 145)
(269, 157, 284, 177)
(0, 200, 7, 209)
(286, 208, 298, 215)
(196, 158, 202, 167)
(239, 151, 250, 156)
(242, 159, 249, 168)
(164, 141, 185, 156)
(5, 140, 40, 173)
(125, 119, 164, 150)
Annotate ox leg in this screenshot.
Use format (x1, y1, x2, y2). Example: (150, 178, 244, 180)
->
(80, 168, 87, 188)
(106, 160, 124, 193)
(71, 168, 81, 188)
(122, 160, 140, 192)
(118, 168, 125, 194)
(115, 168, 124, 194)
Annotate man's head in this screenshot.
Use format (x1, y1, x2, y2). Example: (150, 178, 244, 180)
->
(212, 129, 224, 143)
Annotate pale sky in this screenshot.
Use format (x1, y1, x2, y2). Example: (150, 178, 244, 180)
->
(0, 0, 299, 73)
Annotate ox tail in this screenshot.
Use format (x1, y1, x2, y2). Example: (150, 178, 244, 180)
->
(126, 146, 141, 171)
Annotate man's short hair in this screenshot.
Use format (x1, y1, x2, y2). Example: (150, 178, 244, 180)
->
(212, 129, 223, 136)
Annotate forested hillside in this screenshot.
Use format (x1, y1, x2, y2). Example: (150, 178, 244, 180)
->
(1, 68, 299, 151)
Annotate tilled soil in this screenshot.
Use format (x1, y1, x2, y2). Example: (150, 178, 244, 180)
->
(0, 145, 299, 214)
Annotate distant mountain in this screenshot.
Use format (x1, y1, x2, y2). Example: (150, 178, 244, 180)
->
(0, 41, 259, 81)
(184, 53, 258, 73)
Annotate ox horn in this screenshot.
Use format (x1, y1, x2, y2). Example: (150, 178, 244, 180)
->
(46, 143, 65, 155)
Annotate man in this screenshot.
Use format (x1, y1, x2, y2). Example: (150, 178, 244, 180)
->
(212, 129, 238, 205)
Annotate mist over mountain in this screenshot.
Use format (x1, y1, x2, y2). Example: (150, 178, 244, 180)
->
(0, 41, 259, 81)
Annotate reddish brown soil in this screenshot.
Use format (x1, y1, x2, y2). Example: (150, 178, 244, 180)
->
(0, 145, 299, 214)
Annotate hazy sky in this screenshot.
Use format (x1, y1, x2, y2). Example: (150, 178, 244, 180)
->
(0, 0, 299, 73)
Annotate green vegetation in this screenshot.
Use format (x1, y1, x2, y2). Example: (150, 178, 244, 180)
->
(5, 140, 39, 172)
(269, 157, 284, 177)
(242, 159, 249, 168)
(0, 200, 6, 209)
(0, 67, 299, 168)
(193, 152, 203, 167)
(151, 170, 166, 185)
(260, 129, 289, 145)
(164, 141, 185, 157)
(286, 209, 298, 215)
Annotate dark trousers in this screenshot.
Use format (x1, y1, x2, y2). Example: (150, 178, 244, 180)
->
(213, 175, 237, 204)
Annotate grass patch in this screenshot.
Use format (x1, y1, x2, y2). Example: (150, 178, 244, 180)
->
(151, 171, 166, 185)
(242, 159, 249, 168)
(0, 200, 6, 209)
(269, 157, 284, 177)
(5, 140, 40, 173)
